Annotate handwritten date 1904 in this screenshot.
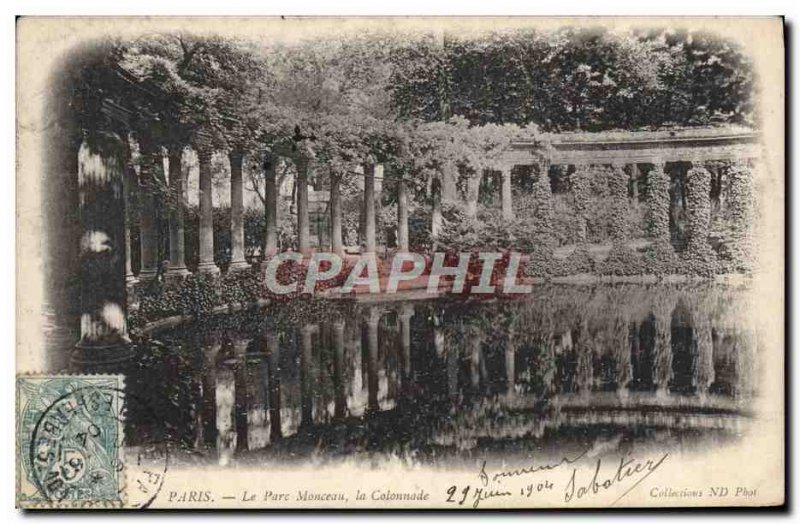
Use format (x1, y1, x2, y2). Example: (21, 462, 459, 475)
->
(445, 485, 512, 508)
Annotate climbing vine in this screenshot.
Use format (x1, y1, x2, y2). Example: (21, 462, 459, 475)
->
(722, 161, 755, 272)
(683, 165, 717, 275)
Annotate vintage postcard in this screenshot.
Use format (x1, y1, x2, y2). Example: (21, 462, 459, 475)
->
(16, 16, 784, 509)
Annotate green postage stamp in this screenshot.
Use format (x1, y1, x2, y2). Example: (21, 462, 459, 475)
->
(16, 375, 125, 508)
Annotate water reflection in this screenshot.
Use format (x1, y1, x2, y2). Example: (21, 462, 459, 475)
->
(126, 284, 755, 465)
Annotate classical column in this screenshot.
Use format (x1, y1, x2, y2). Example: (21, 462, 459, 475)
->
(629, 164, 640, 207)
(228, 149, 250, 272)
(122, 144, 138, 287)
(609, 162, 629, 245)
(165, 145, 190, 283)
(465, 170, 482, 219)
(296, 157, 311, 255)
(646, 160, 671, 244)
(196, 147, 220, 275)
(398, 304, 413, 378)
(684, 161, 714, 271)
(431, 177, 443, 243)
(365, 308, 380, 413)
(363, 163, 377, 254)
(263, 155, 278, 258)
(330, 172, 344, 256)
(397, 174, 409, 252)
(73, 131, 131, 366)
(501, 166, 514, 220)
(332, 319, 347, 419)
(137, 137, 161, 282)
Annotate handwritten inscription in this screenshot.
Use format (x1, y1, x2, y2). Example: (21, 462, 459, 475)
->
(450, 450, 671, 507)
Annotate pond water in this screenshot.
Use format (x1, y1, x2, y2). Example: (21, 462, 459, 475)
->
(119, 283, 755, 467)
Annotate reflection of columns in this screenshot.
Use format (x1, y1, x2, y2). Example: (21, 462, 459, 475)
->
(735, 328, 754, 401)
(613, 317, 632, 395)
(299, 324, 314, 426)
(446, 339, 458, 399)
(228, 149, 249, 271)
(468, 331, 482, 388)
(653, 303, 674, 396)
(363, 163, 377, 254)
(397, 175, 409, 252)
(166, 145, 190, 283)
(505, 328, 516, 396)
(433, 313, 445, 358)
(576, 321, 593, 396)
(296, 158, 310, 254)
(399, 304, 413, 378)
(137, 138, 160, 282)
(197, 147, 219, 275)
(74, 133, 131, 364)
(234, 342, 249, 452)
(215, 366, 236, 465)
(695, 318, 715, 396)
(264, 156, 278, 258)
(365, 309, 380, 412)
(501, 166, 514, 220)
(330, 173, 344, 256)
(265, 332, 282, 441)
(332, 320, 347, 419)
(201, 341, 220, 448)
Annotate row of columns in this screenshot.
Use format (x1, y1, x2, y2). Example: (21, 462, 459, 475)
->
(129, 148, 407, 287)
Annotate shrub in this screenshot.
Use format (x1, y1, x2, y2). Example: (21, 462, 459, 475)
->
(558, 244, 596, 276)
(598, 244, 646, 276)
(640, 241, 679, 275)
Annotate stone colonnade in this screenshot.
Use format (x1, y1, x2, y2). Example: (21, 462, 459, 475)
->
(72, 120, 758, 366)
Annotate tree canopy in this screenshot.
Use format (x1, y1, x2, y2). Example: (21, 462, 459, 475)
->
(75, 26, 755, 186)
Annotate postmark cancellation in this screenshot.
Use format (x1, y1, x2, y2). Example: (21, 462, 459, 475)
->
(16, 375, 125, 508)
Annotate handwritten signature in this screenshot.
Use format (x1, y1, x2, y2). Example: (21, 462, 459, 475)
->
(565, 452, 669, 505)
(474, 449, 670, 506)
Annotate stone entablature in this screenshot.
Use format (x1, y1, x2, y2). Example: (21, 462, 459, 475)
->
(506, 126, 760, 166)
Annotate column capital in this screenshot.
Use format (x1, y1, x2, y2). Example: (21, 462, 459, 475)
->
(398, 303, 414, 320)
(364, 307, 381, 327)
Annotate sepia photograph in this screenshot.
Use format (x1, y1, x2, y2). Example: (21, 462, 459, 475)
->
(13, 15, 785, 510)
